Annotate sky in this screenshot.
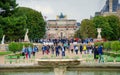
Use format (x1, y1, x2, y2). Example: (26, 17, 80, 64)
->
(16, 0, 107, 22)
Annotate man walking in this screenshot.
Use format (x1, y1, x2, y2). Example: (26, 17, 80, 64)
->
(98, 44, 104, 63)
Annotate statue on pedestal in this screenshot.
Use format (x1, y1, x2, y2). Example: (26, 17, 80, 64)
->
(97, 28, 102, 39)
(1, 35, 5, 44)
(24, 29, 30, 42)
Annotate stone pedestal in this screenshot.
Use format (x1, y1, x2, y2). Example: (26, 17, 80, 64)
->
(54, 66, 66, 75)
(0, 44, 8, 51)
(37, 59, 81, 75)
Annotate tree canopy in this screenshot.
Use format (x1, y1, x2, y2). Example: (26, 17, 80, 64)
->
(13, 7, 46, 41)
(106, 15, 120, 40)
(79, 19, 96, 38)
(93, 16, 113, 40)
(0, 0, 18, 17)
(75, 15, 120, 41)
(0, 7, 46, 42)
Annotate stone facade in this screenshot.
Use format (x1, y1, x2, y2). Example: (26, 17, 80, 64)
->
(46, 13, 78, 39)
(95, 0, 120, 17)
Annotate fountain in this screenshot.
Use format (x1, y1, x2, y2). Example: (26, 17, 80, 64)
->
(37, 59, 81, 75)
(24, 29, 30, 42)
(1, 35, 5, 44)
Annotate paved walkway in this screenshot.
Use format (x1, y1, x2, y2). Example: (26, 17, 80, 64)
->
(0, 50, 85, 64)
(0, 50, 119, 65)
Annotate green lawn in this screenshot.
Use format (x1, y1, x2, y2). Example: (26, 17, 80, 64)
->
(0, 51, 12, 56)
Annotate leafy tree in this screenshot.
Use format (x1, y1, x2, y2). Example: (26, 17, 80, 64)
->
(12, 7, 46, 41)
(0, 16, 3, 40)
(79, 19, 96, 38)
(106, 15, 120, 40)
(0, 0, 18, 17)
(0, 27, 3, 40)
(1, 16, 26, 41)
(74, 30, 81, 38)
(0, 7, 45, 42)
(93, 16, 113, 40)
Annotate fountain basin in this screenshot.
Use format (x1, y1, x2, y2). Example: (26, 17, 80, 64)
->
(36, 59, 82, 75)
(36, 59, 81, 67)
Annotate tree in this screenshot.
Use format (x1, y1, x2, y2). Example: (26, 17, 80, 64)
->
(0, 7, 45, 42)
(12, 7, 46, 41)
(79, 19, 96, 38)
(0, 16, 3, 40)
(106, 15, 120, 40)
(0, 0, 18, 17)
(93, 16, 113, 40)
(1, 16, 26, 41)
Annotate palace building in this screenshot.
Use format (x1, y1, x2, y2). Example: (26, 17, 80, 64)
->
(46, 13, 78, 39)
(95, 0, 120, 17)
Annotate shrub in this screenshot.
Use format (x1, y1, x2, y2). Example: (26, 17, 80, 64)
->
(24, 43, 33, 47)
(94, 42, 103, 46)
(103, 41, 111, 50)
(111, 41, 120, 53)
(8, 42, 33, 53)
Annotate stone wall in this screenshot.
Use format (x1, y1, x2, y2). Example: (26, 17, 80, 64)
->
(0, 44, 8, 51)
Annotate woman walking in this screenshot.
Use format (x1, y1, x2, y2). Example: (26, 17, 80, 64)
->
(94, 45, 99, 62)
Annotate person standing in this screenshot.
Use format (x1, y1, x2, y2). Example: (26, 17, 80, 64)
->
(42, 45, 46, 55)
(80, 44, 83, 54)
(55, 45, 59, 57)
(83, 44, 87, 54)
(22, 45, 25, 56)
(28, 45, 32, 58)
(25, 47, 28, 59)
(70, 43, 74, 53)
(75, 45, 78, 54)
(51, 45, 54, 54)
(33, 45, 37, 56)
(93, 45, 99, 62)
(61, 45, 65, 57)
(98, 44, 104, 63)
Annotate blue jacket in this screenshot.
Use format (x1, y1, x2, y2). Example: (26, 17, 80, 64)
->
(98, 46, 103, 54)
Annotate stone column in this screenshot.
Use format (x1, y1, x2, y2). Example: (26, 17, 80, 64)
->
(109, 0, 113, 12)
(54, 66, 66, 75)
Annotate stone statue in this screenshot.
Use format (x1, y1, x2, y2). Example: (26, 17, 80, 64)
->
(24, 29, 30, 42)
(1, 35, 5, 44)
(97, 28, 102, 39)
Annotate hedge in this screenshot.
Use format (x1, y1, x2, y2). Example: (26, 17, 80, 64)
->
(111, 41, 120, 53)
(103, 41, 111, 50)
(95, 41, 120, 52)
(8, 42, 33, 53)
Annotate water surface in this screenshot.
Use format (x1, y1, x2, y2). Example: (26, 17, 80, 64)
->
(0, 70, 120, 75)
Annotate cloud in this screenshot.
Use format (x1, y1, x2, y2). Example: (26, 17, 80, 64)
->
(34, 5, 54, 15)
(16, 0, 54, 15)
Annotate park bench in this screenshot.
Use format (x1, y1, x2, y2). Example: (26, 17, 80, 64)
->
(115, 57, 120, 62)
(18, 56, 25, 63)
(106, 56, 114, 62)
(4, 55, 18, 64)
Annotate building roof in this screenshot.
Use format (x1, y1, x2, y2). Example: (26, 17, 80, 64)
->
(59, 13, 65, 19)
(101, 0, 119, 13)
(47, 19, 76, 21)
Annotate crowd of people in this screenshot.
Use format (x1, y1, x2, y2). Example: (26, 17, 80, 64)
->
(21, 38, 104, 63)
(40, 38, 103, 62)
(22, 45, 38, 59)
